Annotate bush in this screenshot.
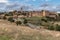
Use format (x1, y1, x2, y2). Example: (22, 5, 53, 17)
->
(16, 21, 22, 25)
(56, 24, 60, 31)
(8, 17, 14, 22)
(46, 16, 56, 21)
(3, 16, 7, 20)
(41, 18, 47, 22)
(23, 18, 28, 24)
(47, 24, 60, 31)
(47, 25, 54, 30)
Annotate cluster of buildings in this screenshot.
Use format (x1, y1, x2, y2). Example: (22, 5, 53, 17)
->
(0, 10, 59, 19)
(12, 10, 58, 19)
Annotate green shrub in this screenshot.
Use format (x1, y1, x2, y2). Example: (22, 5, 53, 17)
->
(8, 17, 14, 22)
(46, 16, 56, 21)
(48, 25, 54, 30)
(23, 18, 28, 24)
(47, 24, 60, 31)
(56, 24, 60, 31)
(41, 18, 47, 22)
(16, 21, 22, 25)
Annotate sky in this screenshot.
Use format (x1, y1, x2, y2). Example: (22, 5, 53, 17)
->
(0, 0, 60, 12)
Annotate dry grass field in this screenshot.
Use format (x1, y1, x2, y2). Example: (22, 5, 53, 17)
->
(0, 19, 60, 40)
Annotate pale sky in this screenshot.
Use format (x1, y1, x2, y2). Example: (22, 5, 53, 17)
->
(0, 0, 60, 12)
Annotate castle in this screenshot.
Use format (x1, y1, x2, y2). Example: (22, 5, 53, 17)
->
(19, 10, 58, 19)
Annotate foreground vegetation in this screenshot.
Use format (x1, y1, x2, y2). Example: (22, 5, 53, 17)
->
(0, 13, 60, 40)
(0, 25, 60, 40)
(1, 14, 60, 31)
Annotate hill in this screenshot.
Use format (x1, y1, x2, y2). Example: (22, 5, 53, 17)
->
(0, 19, 60, 40)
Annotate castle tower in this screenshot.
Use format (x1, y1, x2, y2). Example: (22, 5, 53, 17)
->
(41, 10, 46, 17)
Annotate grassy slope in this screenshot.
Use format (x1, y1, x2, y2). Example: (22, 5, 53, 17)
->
(0, 19, 60, 40)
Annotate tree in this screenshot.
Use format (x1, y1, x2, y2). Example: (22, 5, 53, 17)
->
(8, 17, 14, 22)
(47, 25, 54, 30)
(41, 18, 47, 22)
(16, 21, 22, 26)
(23, 18, 28, 24)
(56, 24, 60, 31)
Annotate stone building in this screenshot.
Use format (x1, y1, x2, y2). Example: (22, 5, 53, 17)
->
(11, 10, 58, 19)
(27, 10, 58, 19)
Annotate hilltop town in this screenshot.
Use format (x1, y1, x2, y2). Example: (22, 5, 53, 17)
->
(0, 9, 60, 40)
(0, 0, 60, 40)
(0, 10, 59, 19)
